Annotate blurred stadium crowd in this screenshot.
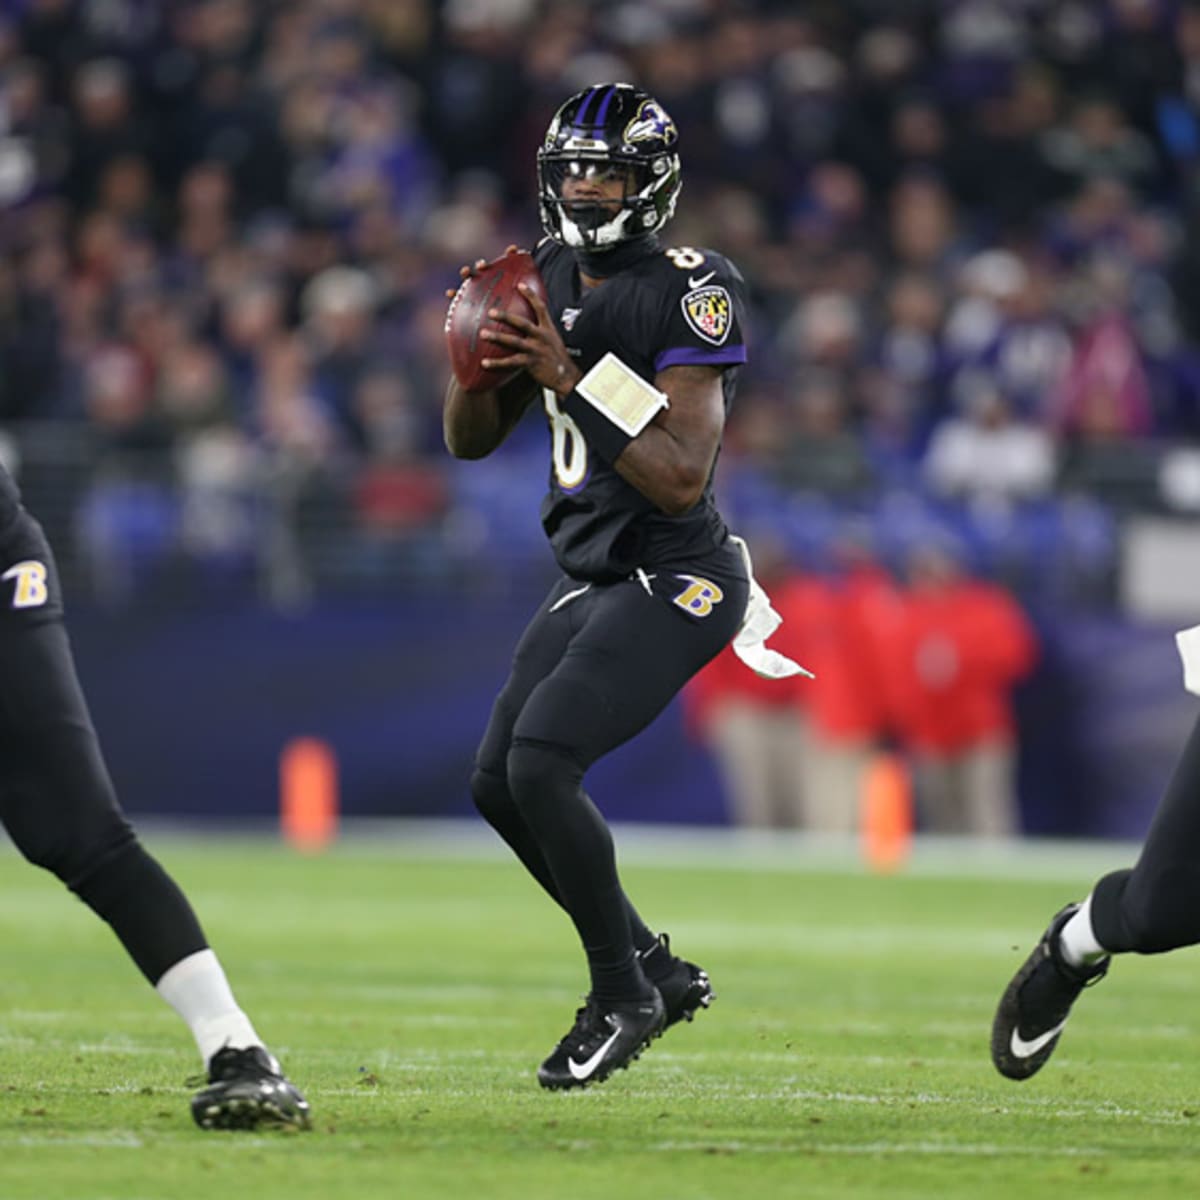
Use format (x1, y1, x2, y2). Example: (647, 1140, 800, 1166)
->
(1, 0, 1199, 610)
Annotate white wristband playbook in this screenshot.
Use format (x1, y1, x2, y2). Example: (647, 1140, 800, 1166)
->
(575, 352, 670, 437)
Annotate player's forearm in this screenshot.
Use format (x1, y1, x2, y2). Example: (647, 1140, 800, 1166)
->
(443, 379, 505, 459)
(443, 376, 533, 459)
(611, 427, 715, 516)
(553, 362, 722, 514)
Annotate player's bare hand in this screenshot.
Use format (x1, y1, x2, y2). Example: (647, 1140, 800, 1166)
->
(480, 283, 581, 396)
(444, 258, 488, 301)
(444, 246, 523, 299)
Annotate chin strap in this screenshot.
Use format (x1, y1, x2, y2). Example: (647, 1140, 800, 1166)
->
(573, 233, 660, 278)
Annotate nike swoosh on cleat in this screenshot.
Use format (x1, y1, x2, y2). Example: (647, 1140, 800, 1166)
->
(688, 271, 715, 288)
(567, 1029, 620, 1081)
(1009, 1020, 1067, 1059)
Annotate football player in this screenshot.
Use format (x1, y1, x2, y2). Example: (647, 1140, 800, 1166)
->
(991, 645, 1200, 1079)
(0, 461, 308, 1129)
(444, 83, 800, 1088)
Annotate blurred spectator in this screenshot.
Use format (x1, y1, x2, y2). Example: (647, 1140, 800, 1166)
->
(1053, 258, 1157, 506)
(683, 647, 809, 832)
(424, 0, 531, 187)
(870, 270, 948, 442)
(1038, 94, 1158, 199)
(772, 32, 847, 173)
(953, 67, 1062, 233)
(890, 542, 1038, 838)
(944, 249, 1029, 363)
(787, 161, 871, 263)
(937, 0, 1029, 107)
(253, 335, 338, 464)
(1055, 301, 1153, 440)
(66, 58, 149, 211)
(350, 368, 448, 549)
(217, 276, 287, 403)
(300, 264, 381, 448)
(774, 372, 872, 497)
(776, 289, 863, 381)
(971, 259, 1072, 419)
(706, 13, 788, 203)
(157, 338, 259, 572)
(0, 55, 70, 207)
(923, 377, 1056, 513)
(887, 174, 965, 279)
(836, 23, 925, 193)
(1156, 3, 1200, 183)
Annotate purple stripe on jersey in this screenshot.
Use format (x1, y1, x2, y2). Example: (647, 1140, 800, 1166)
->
(593, 85, 616, 128)
(655, 345, 748, 370)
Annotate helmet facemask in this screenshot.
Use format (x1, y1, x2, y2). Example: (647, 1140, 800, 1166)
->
(539, 154, 676, 249)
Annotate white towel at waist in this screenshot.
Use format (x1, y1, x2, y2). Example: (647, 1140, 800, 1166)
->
(728, 535, 815, 681)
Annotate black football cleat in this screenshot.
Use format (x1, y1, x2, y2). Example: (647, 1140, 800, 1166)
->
(538, 991, 666, 1090)
(639, 934, 714, 1029)
(991, 904, 1110, 1081)
(191, 1045, 311, 1131)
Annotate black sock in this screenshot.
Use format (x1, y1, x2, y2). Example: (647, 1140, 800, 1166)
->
(627, 909, 659, 956)
(508, 741, 654, 1003)
(637, 935, 675, 984)
(587, 942, 656, 1005)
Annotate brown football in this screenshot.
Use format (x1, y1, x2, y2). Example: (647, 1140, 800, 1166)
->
(444, 248, 548, 393)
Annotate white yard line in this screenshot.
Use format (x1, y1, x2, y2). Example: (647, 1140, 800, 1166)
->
(647, 1139, 1114, 1156)
(2, 819, 1141, 884)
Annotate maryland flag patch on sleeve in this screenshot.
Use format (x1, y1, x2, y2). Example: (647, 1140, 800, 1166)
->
(681, 283, 732, 345)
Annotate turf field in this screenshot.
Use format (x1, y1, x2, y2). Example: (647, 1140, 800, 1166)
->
(2, 828, 1200, 1199)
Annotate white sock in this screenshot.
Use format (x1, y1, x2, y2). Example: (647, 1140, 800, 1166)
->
(1058, 895, 1110, 968)
(155, 949, 263, 1068)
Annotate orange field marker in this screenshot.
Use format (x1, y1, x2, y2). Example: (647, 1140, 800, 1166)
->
(280, 737, 339, 852)
(861, 751, 913, 872)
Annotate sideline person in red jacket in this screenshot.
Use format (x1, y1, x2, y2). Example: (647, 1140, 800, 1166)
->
(779, 537, 907, 833)
(891, 541, 1038, 837)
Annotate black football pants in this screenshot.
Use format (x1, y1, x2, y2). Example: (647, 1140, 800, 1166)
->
(471, 541, 748, 997)
(1091, 711, 1200, 954)
(0, 514, 206, 983)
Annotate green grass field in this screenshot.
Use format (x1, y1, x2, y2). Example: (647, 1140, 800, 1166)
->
(2, 829, 1200, 1199)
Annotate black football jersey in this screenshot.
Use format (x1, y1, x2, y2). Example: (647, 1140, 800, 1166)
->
(532, 240, 748, 582)
(0, 461, 21, 541)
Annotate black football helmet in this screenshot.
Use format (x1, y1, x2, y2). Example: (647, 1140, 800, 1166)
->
(537, 83, 682, 251)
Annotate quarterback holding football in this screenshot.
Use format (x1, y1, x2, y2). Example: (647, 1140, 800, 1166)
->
(443, 82, 802, 1089)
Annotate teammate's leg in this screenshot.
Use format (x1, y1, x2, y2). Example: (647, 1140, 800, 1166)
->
(0, 539, 308, 1129)
(1088, 714, 1200, 953)
(992, 711, 1200, 1081)
(0, 624, 209, 978)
